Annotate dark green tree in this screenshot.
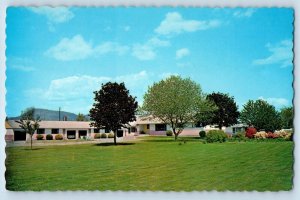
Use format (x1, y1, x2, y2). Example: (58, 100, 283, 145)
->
(15, 107, 41, 150)
(240, 99, 281, 132)
(89, 82, 138, 145)
(206, 92, 239, 129)
(280, 106, 293, 129)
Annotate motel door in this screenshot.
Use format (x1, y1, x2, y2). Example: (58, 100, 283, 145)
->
(79, 130, 87, 138)
(14, 131, 26, 141)
(67, 130, 76, 139)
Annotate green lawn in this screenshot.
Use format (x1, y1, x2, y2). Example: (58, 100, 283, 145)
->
(5, 136, 293, 191)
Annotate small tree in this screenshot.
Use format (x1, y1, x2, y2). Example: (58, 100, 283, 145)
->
(89, 82, 138, 145)
(206, 92, 239, 129)
(280, 106, 293, 129)
(143, 75, 214, 140)
(240, 99, 281, 132)
(15, 107, 41, 150)
(76, 113, 86, 121)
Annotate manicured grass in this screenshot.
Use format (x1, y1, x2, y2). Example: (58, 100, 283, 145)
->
(5, 136, 293, 191)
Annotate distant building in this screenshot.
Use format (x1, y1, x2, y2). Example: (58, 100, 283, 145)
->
(5, 116, 248, 142)
(5, 120, 128, 142)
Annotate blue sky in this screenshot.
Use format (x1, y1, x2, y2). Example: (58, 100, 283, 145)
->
(6, 7, 294, 117)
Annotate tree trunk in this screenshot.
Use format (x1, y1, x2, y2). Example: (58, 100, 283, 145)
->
(175, 133, 178, 141)
(114, 130, 117, 145)
(172, 128, 177, 141)
(219, 124, 222, 130)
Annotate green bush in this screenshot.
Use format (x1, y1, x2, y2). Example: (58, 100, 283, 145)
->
(55, 134, 63, 140)
(199, 130, 206, 138)
(166, 130, 173, 136)
(36, 134, 44, 140)
(206, 130, 227, 143)
(233, 131, 246, 141)
(140, 130, 146, 134)
(46, 134, 53, 140)
(108, 133, 115, 138)
(100, 133, 107, 138)
(94, 133, 101, 139)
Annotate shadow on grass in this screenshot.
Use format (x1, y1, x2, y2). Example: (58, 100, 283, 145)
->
(142, 137, 201, 143)
(23, 148, 44, 151)
(141, 139, 175, 143)
(94, 142, 135, 147)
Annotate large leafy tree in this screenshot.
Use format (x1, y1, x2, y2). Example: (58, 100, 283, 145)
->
(280, 106, 293, 129)
(206, 92, 239, 129)
(240, 99, 281, 132)
(15, 107, 41, 150)
(89, 82, 138, 145)
(143, 75, 214, 140)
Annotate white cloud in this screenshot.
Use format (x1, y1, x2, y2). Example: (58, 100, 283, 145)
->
(132, 37, 170, 60)
(44, 75, 111, 101)
(132, 44, 156, 61)
(176, 48, 190, 59)
(155, 12, 221, 36)
(258, 96, 289, 108)
(46, 35, 129, 61)
(27, 71, 151, 112)
(253, 40, 293, 68)
(233, 9, 256, 18)
(45, 35, 93, 61)
(7, 57, 35, 72)
(94, 42, 129, 56)
(29, 7, 74, 24)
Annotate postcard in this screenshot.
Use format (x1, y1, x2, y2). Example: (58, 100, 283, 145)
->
(5, 7, 294, 191)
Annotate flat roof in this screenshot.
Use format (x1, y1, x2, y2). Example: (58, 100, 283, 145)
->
(6, 120, 95, 129)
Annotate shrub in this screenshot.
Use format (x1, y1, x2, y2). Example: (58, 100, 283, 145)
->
(166, 130, 173, 136)
(266, 132, 279, 139)
(254, 131, 267, 139)
(55, 134, 63, 140)
(36, 134, 44, 140)
(274, 130, 291, 140)
(100, 133, 107, 138)
(140, 130, 146, 134)
(108, 133, 115, 138)
(199, 131, 206, 138)
(46, 134, 53, 140)
(246, 127, 257, 138)
(94, 133, 101, 139)
(206, 130, 227, 143)
(233, 131, 246, 140)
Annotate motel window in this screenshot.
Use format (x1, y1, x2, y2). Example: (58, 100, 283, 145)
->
(155, 124, 167, 131)
(94, 129, 100, 133)
(51, 129, 59, 134)
(37, 129, 45, 134)
(131, 127, 137, 132)
(146, 124, 150, 129)
(105, 128, 110, 133)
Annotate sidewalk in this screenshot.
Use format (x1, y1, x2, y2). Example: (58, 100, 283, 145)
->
(5, 136, 136, 147)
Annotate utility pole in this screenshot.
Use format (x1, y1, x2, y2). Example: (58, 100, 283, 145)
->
(59, 107, 61, 121)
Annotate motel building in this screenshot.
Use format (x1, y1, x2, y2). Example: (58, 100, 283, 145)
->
(5, 120, 129, 142)
(5, 116, 248, 142)
(130, 116, 248, 136)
